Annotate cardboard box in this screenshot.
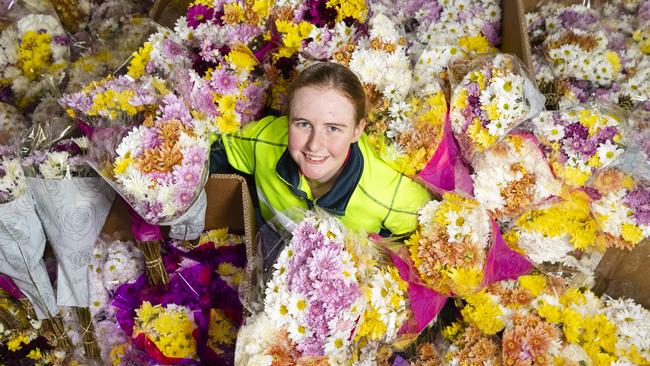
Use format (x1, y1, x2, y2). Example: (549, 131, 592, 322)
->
(593, 240, 650, 308)
(101, 174, 256, 256)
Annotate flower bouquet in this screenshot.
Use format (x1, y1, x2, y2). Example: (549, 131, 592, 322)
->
(110, 228, 246, 364)
(616, 103, 650, 181)
(341, 13, 448, 176)
(0, 146, 73, 348)
(530, 104, 627, 187)
(588, 169, 650, 250)
(0, 0, 69, 109)
(472, 132, 562, 225)
(21, 135, 115, 358)
(449, 53, 545, 161)
(236, 213, 411, 365)
(503, 190, 602, 287)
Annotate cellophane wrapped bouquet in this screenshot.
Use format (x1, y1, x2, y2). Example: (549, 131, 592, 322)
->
(406, 193, 491, 298)
(340, 13, 447, 175)
(0, 0, 69, 109)
(107, 228, 247, 364)
(449, 53, 545, 162)
(236, 213, 411, 365)
(472, 132, 562, 225)
(530, 103, 628, 188)
(503, 190, 603, 287)
(588, 169, 650, 251)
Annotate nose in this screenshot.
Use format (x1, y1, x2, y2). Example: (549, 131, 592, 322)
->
(306, 130, 324, 152)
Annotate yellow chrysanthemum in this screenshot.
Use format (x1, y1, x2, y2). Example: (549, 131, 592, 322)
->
(458, 35, 493, 54)
(461, 291, 505, 334)
(225, 45, 258, 72)
(452, 88, 469, 110)
(537, 301, 562, 324)
(518, 274, 546, 297)
(468, 118, 497, 149)
(621, 223, 644, 244)
(275, 20, 313, 59)
(127, 42, 153, 79)
(447, 266, 483, 297)
(18, 31, 53, 80)
(326, 0, 368, 22)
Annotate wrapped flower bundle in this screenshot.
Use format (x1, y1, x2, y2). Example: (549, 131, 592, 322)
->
(0, 4, 69, 109)
(531, 105, 627, 187)
(236, 213, 410, 365)
(450, 53, 544, 161)
(503, 190, 601, 286)
(472, 132, 562, 225)
(111, 228, 246, 364)
(0, 147, 27, 204)
(589, 169, 650, 250)
(60, 74, 170, 127)
(407, 193, 491, 297)
(344, 13, 447, 175)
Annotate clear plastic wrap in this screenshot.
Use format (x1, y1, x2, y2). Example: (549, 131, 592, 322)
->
(587, 168, 650, 251)
(471, 131, 563, 226)
(528, 102, 629, 188)
(0, 0, 70, 110)
(236, 211, 413, 365)
(615, 103, 650, 181)
(448, 53, 545, 162)
(502, 189, 604, 288)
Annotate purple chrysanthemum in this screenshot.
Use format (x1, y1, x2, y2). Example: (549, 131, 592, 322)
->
(186, 4, 215, 29)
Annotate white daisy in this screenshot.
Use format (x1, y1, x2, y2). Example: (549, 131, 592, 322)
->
(597, 140, 624, 166)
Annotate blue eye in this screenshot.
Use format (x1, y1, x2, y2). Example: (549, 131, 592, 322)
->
(297, 121, 310, 129)
(328, 126, 339, 133)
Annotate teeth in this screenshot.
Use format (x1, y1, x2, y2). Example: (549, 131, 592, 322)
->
(305, 154, 326, 161)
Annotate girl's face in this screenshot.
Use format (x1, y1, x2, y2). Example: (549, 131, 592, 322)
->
(288, 86, 365, 185)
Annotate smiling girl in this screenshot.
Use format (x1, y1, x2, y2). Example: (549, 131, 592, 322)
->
(210, 62, 431, 236)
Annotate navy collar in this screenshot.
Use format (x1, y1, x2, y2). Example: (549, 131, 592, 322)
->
(275, 143, 363, 215)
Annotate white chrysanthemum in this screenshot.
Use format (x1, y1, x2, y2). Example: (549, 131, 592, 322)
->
(119, 170, 154, 201)
(418, 200, 442, 235)
(287, 319, 312, 343)
(287, 292, 309, 318)
(602, 296, 650, 354)
(115, 126, 148, 158)
(592, 190, 634, 236)
(39, 151, 70, 179)
(324, 330, 350, 359)
(517, 230, 574, 264)
(597, 140, 624, 166)
(368, 13, 400, 44)
(445, 210, 472, 243)
(236, 313, 280, 365)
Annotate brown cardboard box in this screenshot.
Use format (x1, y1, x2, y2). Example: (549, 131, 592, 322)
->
(593, 240, 650, 308)
(101, 174, 256, 255)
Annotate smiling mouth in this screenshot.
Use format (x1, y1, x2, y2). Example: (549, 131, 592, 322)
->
(303, 153, 327, 163)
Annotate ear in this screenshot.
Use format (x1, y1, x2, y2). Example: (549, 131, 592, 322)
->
(352, 118, 366, 142)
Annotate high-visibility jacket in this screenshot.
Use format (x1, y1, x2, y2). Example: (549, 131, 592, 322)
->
(210, 115, 432, 235)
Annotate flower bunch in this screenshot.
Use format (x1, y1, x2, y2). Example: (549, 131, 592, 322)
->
(472, 133, 562, 224)
(0, 13, 69, 109)
(259, 215, 363, 362)
(0, 150, 26, 204)
(341, 14, 447, 175)
(531, 106, 626, 187)
(544, 29, 623, 87)
(88, 235, 144, 315)
(503, 190, 601, 286)
(589, 169, 650, 250)
(459, 274, 547, 335)
(0, 102, 27, 146)
(238, 214, 410, 364)
(408, 193, 491, 296)
(104, 96, 210, 223)
(133, 301, 198, 360)
(21, 137, 93, 179)
(450, 54, 543, 160)
(60, 74, 170, 126)
(395, 0, 500, 52)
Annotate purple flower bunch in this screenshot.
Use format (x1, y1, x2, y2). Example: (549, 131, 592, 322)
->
(263, 215, 362, 359)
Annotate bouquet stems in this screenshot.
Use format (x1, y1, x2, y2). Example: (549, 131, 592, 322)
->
(18, 297, 37, 320)
(137, 240, 169, 286)
(76, 307, 101, 360)
(43, 316, 73, 350)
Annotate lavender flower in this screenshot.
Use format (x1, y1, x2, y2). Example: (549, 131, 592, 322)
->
(626, 187, 650, 225)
